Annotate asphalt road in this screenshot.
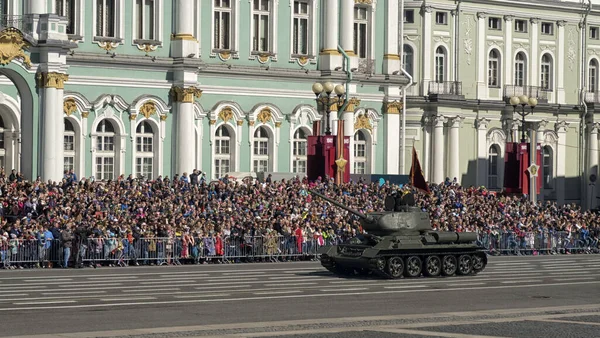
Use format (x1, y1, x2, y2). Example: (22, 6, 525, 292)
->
(0, 254, 599, 337)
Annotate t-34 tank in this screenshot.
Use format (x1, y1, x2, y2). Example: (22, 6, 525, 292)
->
(310, 190, 487, 279)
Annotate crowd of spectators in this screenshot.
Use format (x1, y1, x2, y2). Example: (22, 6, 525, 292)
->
(0, 169, 598, 269)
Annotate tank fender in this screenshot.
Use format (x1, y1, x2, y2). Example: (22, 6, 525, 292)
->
(318, 245, 337, 255)
(361, 248, 380, 258)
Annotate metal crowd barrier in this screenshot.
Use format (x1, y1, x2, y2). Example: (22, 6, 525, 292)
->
(0, 231, 598, 268)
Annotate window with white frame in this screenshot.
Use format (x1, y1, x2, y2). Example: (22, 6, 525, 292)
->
(135, 0, 156, 41)
(135, 121, 154, 179)
(64, 119, 75, 173)
(95, 120, 116, 180)
(214, 125, 231, 179)
(214, 0, 232, 50)
(353, 6, 369, 59)
(543, 146, 553, 189)
(353, 131, 367, 174)
(252, 0, 272, 53)
(514, 19, 527, 33)
(434, 46, 446, 83)
(0, 1, 7, 16)
(540, 53, 552, 90)
(488, 17, 501, 30)
(403, 45, 414, 77)
(488, 145, 499, 189)
(541, 22, 553, 35)
(435, 12, 447, 25)
(591, 27, 599, 40)
(54, 0, 76, 35)
(0, 116, 6, 170)
(488, 49, 500, 87)
(514, 52, 526, 87)
(292, 0, 310, 56)
(292, 128, 308, 173)
(589, 59, 598, 93)
(95, 0, 117, 38)
(253, 126, 270, 172)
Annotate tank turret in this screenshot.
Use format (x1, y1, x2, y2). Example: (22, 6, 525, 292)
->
(309, 189, 487, 279)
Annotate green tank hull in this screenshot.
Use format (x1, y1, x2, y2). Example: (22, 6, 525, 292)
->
(310, 190, 488, 278)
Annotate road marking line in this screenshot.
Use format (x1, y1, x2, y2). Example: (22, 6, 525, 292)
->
(0, 294, 28, 298)
(552, 277, 595, 281)
(264, 282, 318, 287)
(174, 294, 231, 298)
(319, 288, 367, 292)
(23, 279, 73, 283)
(86, 276, 140, 281)
(253, 290, 302, 295)
(41, 291, 108, 295)
(138, 280, 200, 285)
(100, 297, 156, 302)
(194, 285, 252, 290)
(120, 288, 181, 293)
(384, 285, 428, 289)
(223, 271, 266, 275)
(549, 271, 592, 275)
(500, 280, 542, 284)
(446, 282, 487, 286)
(13, 300, 77, 305)
(534, 319, 600, 326)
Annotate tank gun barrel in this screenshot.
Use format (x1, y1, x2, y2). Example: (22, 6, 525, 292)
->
(308, 190, 375, 223)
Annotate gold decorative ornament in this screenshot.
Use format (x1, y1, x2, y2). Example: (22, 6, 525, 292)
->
(0, 28, 32, 69)
(171, 33, 197, 41)
(237, 120, 243, 126)
(138, 43, 157, 53)
(63, 98, 77, 116)
(209, 119, 216, 125)
(383, 54, 401, 60)
(345, 98, 361, 112)
(98, 41, 119, 51)
(218, 107, 234, 123)
(354, 114, 372, 131)
(386, 101, 403, 114)
(297, 56, 308, 66)
(355, 0, 373, 4)
(249, 121, 255, 126)
(335, 156, 348, 173)
(37, 72, 69, 89)
(139, 101, 157, 119)
(258, 54, 270, 63)
(219, 51, 231, 61)
(81, 111, 89, 118)
(257, 108, 272, 124)
(329, 97, 340, 112)
(160, 114, 167, 121)
(170, 86, 203, 103)
(275, 122, 282, 128)
(129, 114, 137, 121)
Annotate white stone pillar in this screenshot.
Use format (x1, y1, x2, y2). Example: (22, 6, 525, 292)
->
(172, 0, 198, 58)
(530, 18, 540, 96)
(27, 0, 46, 14)
(38, 72, 68, 182)
(422, 6, 432, 95)
(475, 117, 490, 187)
(557, 20, 566, 104)
(588, 123, 600, 209)
(534, 121, 547, 201)
(555, 121, 569, 205)
(320, 0, 342, 71)
(448, 116, 464, 183)
(504, 15, 513, 86)
(432, 115, 446, 184)
(383, 0, 400, 75)
(172, 85, 201, 176)
(476, 12, 487, 99)
(385, 101, 401, 174)
(340, 0, 357, 70)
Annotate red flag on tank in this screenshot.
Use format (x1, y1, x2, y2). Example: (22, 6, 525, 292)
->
(409, 146, 431, 194)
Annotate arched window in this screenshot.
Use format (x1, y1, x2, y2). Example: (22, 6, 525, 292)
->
(292, 128, 308, 173)
(135, 121, 154, 179)
(403, 45, 414, 77)
(488, 145, 500, 189)
(353, 130, 367, 174)
(590, 59, 599, 93)
(488, 49, 500, 87)
(0, 115, 5, 169)
(514, 52, 526, 87)
(95, 119, 116, 180)
(64, 119, 75, 173)
(434, 46, 446, 83)
(253, 126, 270, 172)
(540, 53, 553, 90)
(543, 145, 553, 189)
(214, 125, 231, 179)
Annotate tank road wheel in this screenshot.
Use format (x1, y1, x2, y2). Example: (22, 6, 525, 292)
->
(386, 257, 404, 279)
(471, 253, 486, 273)
(424, 255, 442, 277)
(373, 257, 386, 271)
(404, 256, 423, 278)
(442, 255, 458, 276)
(457, 254, 473, 275)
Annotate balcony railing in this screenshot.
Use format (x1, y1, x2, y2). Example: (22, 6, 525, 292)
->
(428, 81, 462, 96)
(503, 85, 548, 101)
(585, 91, 600, 103)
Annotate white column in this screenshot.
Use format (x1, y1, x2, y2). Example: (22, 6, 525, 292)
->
(320, 0, 342, 71)
(475, 117, 490, 187)
(530, 18, 540, 96)
(422, 6, 432, 95)
(555, 121, 569, 205)
(39, 72, 67, 182)
(448, 116, 464, 183)
(432, 115, 446, 184)
(557, 20, 566, 104)
(423, 118, 431, 180)
(476, 12, 487, 99)
(588, 123, 599, 209)
(172, 0, 198, 58)
(383, 0, 400, 74)
(172, 86, 200, 176)
(385, 102, 401, 174)
(27, 0, 45, 14)
(504, 15, 513, 86)
(534, 121, 547, 201)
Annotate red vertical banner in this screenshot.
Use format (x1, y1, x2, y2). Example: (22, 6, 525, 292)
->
(335, 120, 347, 185)
(312, 121, 321, 136)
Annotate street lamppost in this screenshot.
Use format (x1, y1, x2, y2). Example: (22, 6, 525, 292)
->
(509, 95, 538, 143)
(312, 81, 346, 135)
